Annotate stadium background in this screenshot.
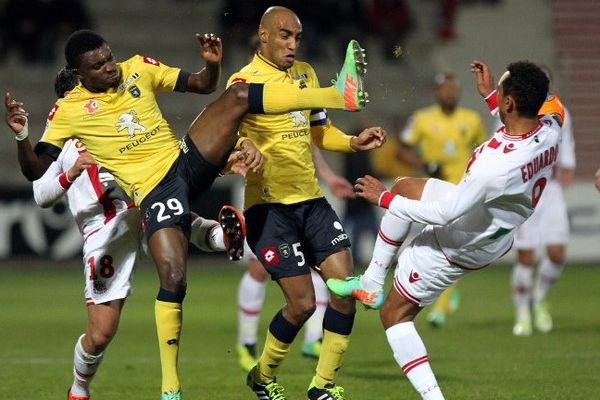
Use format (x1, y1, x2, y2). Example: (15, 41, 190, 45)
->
(0, 1, 599, 399)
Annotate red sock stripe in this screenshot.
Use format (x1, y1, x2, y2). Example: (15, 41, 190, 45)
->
(393, 278, 421, 305)
(401, 355, 429, 374)
(378, 229, 402, 246)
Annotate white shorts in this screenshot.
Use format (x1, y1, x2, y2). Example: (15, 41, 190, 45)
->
(393, 226, 468, 307)
(82, 209, 142, 305)
(514, 180, 569, 249)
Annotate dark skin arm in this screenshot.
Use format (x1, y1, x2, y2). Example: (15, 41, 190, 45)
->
(4, 92, 53, 181)
(186, 33, 222, 94)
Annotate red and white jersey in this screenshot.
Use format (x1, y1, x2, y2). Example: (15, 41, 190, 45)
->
(384, 115, 562, 268)
(33, 139, 136, 240)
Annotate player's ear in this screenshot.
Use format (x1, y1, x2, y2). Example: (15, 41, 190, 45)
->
(504, 95, 515, 114)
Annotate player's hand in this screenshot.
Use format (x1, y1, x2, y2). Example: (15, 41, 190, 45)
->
(4, 92, 29, 135)
(350, 127, 387, 152)
(240, 139, 264, 174)
(196, 33, 222, 64)
(354, 175, 387, 205)
(326, 174, 356, 199)
(470, 60, 495, 98)
(67, 153, 96, 182)
(222, 151, 247, 177)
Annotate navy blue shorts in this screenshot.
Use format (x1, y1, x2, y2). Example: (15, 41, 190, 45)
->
(140, 135, 222, 240)
(244, 198, 351, 280)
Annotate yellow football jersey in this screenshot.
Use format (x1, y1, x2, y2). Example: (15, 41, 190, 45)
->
(401, 105, 486, 184)
(39, 55, 183, 205)
(228, 53, 324, 210)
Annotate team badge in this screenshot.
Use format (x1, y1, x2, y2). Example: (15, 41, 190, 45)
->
(288, 111, 308, 128)
(128, 85, 141, 98)
(278, 243, 290, 258)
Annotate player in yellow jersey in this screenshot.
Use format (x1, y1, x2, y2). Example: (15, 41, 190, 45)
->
(395, 73, 487, 327)
(5, 26, 368, 400)
(230, 7, 386, 400)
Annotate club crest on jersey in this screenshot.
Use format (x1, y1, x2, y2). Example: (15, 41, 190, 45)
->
(278, 243, 291, 258)
(288, 111, 308, 128)
(83, 99, 99, 114)
(116, 110, 146, 139)
(128, 85, 141, 98)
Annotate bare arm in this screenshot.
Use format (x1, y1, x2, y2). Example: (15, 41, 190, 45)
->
(5, 92, 53, 180)
(185, 33, 222, 94)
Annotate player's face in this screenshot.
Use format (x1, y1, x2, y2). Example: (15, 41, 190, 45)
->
(76, 43, 120, 92)
(261, 14, 302, 69)
(436, 79, 459, 110)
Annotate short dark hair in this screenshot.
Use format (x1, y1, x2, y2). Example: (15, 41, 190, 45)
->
(54, 67, 79, 98)
(64, 29, 106, 69)
(501, 61, 549, 118)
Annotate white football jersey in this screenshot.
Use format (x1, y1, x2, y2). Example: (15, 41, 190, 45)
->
(33, 139, 136, 240)
(386, 115, 562, 268)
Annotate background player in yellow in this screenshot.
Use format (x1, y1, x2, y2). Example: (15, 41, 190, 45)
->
(397, 73, 487, 327)
(228, 7, 386, 400)
(6, 25, 368, 400)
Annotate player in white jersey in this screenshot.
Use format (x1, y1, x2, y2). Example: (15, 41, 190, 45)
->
(328, 60, 560, 399)
(510, 67, 576, 336)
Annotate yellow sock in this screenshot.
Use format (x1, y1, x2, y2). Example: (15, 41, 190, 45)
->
(155, 300, 182, 393)
(255, 329, 292, 383)
(433, 285, 454, 313)
(260, 83, 344, 113)
(315, 329, 350, 388)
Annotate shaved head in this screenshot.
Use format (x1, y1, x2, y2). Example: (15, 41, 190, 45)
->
(258, 6, 302, 70)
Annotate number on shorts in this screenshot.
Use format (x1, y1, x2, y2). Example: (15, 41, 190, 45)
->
(292, 242, 306, 267)
(87, 255, 115, 280)
(151, 198, 184, 222)
(531, 177, 547, 208)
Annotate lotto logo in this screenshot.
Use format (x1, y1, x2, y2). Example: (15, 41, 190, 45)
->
(261, 246, 279, 266)
(47, 104, 59, 121)
(143, 56, 160, 66)
(230, 77, 246, 85)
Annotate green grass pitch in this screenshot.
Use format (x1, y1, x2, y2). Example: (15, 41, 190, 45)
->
(0, 259, 598, 399)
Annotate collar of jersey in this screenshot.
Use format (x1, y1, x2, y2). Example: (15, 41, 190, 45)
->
(72, 81, 118, 100)
(501, 120, 543, 141)
(255, 52, 289, 72)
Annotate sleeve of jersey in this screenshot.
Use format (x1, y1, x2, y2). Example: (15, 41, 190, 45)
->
(310, 117, 354, 152)
(37, 104, 69, 158)
(141, 56, 185, 92)
(484, 91, 499, 116)
(381, 172, 490, 225)
(32, 159, 69, 208)
(558, 109, 576, 169)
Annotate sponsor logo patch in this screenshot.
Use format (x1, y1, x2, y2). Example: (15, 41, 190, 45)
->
(261, 246, 279, 266)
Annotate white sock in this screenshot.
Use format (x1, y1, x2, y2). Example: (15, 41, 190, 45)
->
(70, 334, 104, 397)
(237, 272, 266, 345)
(362, 210, 410, 290)
(189, 217, 224, 252)
(533, 257, 564, 305)
(386, 322, 444, 400)
(304, 271, 328, 344)
(511, 263, 534, 320)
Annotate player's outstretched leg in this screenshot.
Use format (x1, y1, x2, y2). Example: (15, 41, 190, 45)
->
(219, 205, 246, 261)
